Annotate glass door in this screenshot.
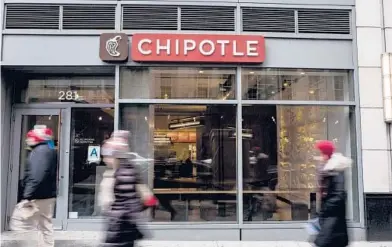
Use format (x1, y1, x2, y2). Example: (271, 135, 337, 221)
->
(7, 108, 70, 230)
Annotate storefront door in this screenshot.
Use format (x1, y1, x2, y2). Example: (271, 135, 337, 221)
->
(6, 108, 71, 230)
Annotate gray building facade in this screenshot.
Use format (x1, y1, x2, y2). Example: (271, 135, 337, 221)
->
(0, 0, 367, 241)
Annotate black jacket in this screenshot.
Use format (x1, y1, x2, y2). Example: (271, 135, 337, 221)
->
(315, 159, 349, 247)
(23, 142, 57, 200)
(102, 158, 144, 247)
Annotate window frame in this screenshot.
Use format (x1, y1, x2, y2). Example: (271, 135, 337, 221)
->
(117, 65, 360, 226)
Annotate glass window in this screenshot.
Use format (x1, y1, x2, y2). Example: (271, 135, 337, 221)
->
(242, 69, 353, 101)
(68, 108, 114, 218)
(18, 115, 60, 216)
(120, 104, 237, 222)
(20, 77, 115, 104)
(242, 105, 357, 222)
(120, 67, 236, 100)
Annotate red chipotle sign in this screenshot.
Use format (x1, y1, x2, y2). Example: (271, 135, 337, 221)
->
(131, 33, 265, 63)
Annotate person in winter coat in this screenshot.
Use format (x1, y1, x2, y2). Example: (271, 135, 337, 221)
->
(10, 125, 58, 247)
(100, 130, 156, 247)
(314, 140, 351, 247)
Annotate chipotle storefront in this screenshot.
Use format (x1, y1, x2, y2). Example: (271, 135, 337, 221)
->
(96, 32, 360, 240)
(0, 7, 362, 239)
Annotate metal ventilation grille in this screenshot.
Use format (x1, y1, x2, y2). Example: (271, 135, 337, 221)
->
(298, 9, 351, 34)
(122, 5, 178, 30)
(62, 5, 116, 30)
(180, 6, 235, 31)
(5, 4, 60, 29)
(242, 8, 295, 33)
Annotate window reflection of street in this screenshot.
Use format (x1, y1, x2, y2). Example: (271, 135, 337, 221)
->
(68, 108, 114, 218)
(122, 104, 238, 222)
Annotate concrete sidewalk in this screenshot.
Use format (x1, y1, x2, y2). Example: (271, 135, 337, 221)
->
(3, 240, 392, 247)
(1, 231, 392, 247)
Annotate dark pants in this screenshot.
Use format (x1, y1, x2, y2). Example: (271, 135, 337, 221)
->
(101, 218, 141, 247)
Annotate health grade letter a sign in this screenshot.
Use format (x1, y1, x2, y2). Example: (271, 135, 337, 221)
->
(131, 34, 265, 63)
(88, 145, 101, 163)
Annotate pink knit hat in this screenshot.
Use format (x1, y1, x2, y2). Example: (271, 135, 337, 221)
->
(26, 125, 53, 146)
(101, 130, 130, 157)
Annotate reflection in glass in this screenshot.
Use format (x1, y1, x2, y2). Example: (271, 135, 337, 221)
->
(120, 67, 236, 100)
(121, 104, 237, 222)
(68, 108, 114, 218)
(242, 69, 352, 101)
(242, 105, 356, 222)
(18, 115, 59, 216)
(20, 77, 115, 104)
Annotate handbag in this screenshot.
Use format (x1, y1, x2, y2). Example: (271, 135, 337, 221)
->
(9, 200, 39, 231)
(136, 184, 158, 207)
(305, 217, 320, 236)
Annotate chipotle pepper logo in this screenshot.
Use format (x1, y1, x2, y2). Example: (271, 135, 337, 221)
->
(99, 33, 128, 62)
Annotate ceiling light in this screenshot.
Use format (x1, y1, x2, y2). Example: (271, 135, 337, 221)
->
(199, 70, 204, 74)
(169, 121, 203, 130)
(98, 116, 102, 121)
(309, 90, 315, 94)
(249, 71, 255, 74)
(300, 72, 306, 75)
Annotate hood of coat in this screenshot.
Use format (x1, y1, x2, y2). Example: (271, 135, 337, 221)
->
(323, 153, 352, 172)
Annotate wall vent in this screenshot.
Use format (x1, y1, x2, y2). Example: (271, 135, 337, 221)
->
(180, 6, 235, 31)
(62, 5, 116, 30)
(242, 7, 295, 33)
(122, 5, 177, 30)
(297, 9, 351, 34)
(5, 4, 60, 29)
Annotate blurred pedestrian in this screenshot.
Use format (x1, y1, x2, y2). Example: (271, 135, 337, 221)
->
(100, 130, 157, 247)
(313, 140, 351, 247)
(10, 125, 57, 247)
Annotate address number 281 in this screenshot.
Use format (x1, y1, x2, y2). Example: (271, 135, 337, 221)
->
(58, 91, 80, 101)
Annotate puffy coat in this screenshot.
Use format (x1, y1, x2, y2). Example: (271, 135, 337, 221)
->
(314, 153, 351, 247)
(23, 142, 57, 200)
(102, 159, 144, 247)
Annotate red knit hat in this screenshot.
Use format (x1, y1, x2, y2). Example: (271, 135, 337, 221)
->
(26, 125, 53, 146)
(315, 140, 335, 158)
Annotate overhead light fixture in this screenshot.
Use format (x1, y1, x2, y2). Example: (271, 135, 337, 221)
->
(300, 72, 306, 75)
(382, 53, 392, 122)
(249, 71, 255, 74)
(231, 132, 253, 139)
(228, 129, 253, 139)
(309, 90, 315, 94)
(199, 70, 204, 74)
(169, 121, 203, 130)
(154, 135, 172, 144)
(169, 117, 205, 130)
(154, 137, 171, 142)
